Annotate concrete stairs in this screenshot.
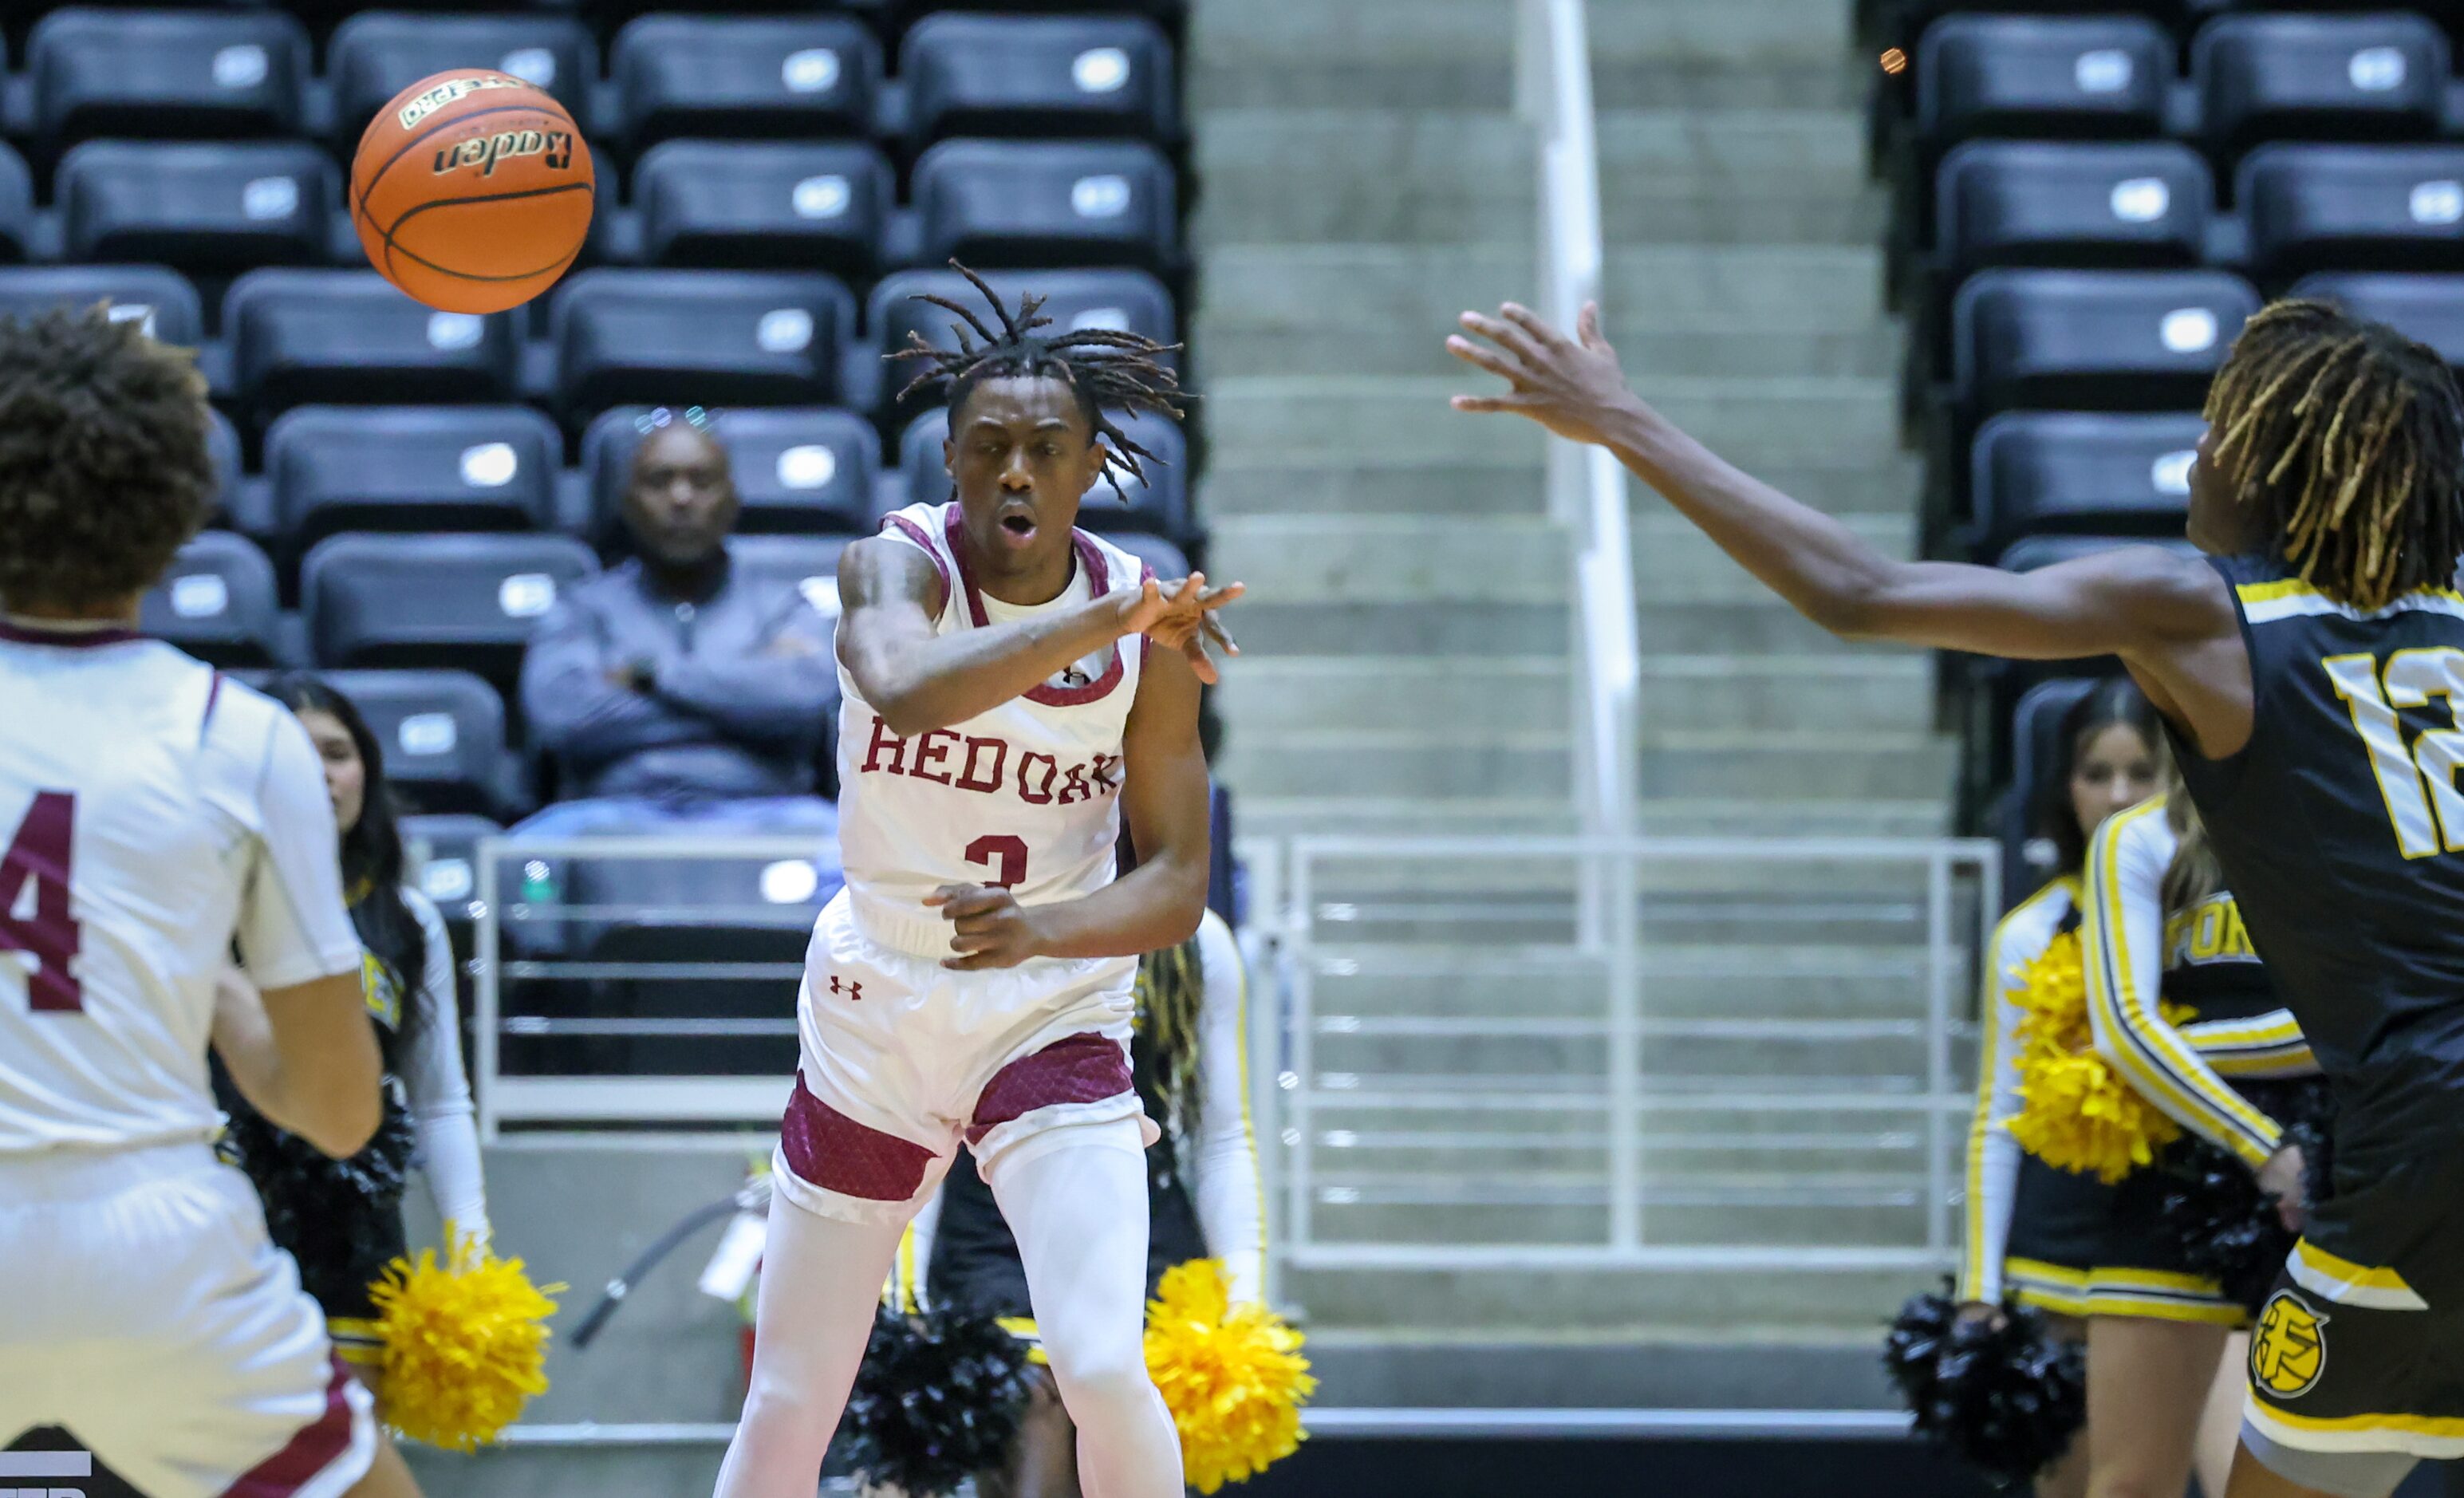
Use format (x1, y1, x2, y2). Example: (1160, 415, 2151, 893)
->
(1192, 0, 1959, 1369)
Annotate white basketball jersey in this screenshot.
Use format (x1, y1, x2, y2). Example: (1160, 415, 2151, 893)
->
(0, 625, 363, 1154)
(836, 503, 1151, 958)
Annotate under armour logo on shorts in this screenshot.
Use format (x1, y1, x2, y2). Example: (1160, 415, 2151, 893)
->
(829, 975, 864, 1002)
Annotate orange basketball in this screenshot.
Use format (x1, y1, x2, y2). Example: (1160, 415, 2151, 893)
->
(351, 69, 594, 315)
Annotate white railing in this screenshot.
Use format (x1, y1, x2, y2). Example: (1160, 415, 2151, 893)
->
(1516, 0, 1641, 937)
(1246, 834, 2000, 1275)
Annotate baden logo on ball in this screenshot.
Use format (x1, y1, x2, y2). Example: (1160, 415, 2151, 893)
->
(351, 68, 595, 316)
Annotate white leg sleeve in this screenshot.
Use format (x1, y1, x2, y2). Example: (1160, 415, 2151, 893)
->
(984, 1118, 1185, 1498)
(711, 1189, 907, 1498)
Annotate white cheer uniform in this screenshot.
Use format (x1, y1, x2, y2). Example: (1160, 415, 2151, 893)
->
(0, 622, 376, 1498)
(773, 504, 1157, 1226)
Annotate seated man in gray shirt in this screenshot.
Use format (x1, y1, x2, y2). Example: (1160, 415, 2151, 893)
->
(515, 420, 840, 841)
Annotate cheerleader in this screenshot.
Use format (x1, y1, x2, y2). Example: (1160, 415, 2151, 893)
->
(1962, 680, 2164, 1497)
(210, 674, 490, 1497)
(889, 908, 1262, 1498)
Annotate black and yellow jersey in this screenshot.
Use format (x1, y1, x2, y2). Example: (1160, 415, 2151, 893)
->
(2169, 552, 2464, 1168)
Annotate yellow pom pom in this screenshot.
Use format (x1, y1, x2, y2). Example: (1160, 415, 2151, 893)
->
(2005, 931, 2190, 1184)
(1142, 1260, 1316, 1494)
(369, 1227, 563, 1451)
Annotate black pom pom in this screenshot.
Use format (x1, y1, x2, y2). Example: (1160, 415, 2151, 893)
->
(2158, 1079, 2333, 1315)
(842, 1304, 1035, 1497)
(1884, 1287, 2084, 1491)
(219, 1093, 417, 1280)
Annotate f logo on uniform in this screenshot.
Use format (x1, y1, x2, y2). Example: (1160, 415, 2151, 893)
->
(2252, 1291, 2329, 1397)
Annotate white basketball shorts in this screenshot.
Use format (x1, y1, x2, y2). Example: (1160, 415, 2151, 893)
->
(774, 890, 1149, 1226)
(0, 1141, 377, 1498)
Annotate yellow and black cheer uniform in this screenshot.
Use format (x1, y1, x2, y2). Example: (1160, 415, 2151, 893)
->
(2166, 557, 2464, 1478)
(2002, 809, 2312, 1326)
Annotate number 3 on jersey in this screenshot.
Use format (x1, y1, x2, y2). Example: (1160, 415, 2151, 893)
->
(965, 834, 1029, 889)
(2, 790, 81, 1011)
(2328, 649, 2464, 858)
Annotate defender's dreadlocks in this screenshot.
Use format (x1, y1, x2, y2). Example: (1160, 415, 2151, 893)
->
(890, 262, 1185, 503)
(2204, 299, 2464, 610)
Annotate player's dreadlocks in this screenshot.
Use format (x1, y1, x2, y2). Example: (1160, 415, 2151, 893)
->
(2204, 299, 2464, 610)
(890, 261, 1185, 503)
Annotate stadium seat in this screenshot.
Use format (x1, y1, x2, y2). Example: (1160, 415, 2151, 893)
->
(140, 530, 279, 668)
(1101, 530, 1191, 581)
(633, 140, 892, 277)
(903, 14, 1175, 144)
(61, 141, 334, 277)
(583, 404, 877, 545)
(2194, 13, 2448, 162)
(913, 139, 1178, 272)
(552, 270, 857, 420)
(203, 408, 254, 534)
(1915, 15, 2171, 152)
(302, 533, 598, 699)
(1969, 411, 2205, 557)
(898, 404, 1188, 538)
(328, 14, 597, 149)
(869, 266, 1174, 426)
(1997, 532, 2197, 576)
(2001, 675, 2107, 907)
(1934, 140, 2212, 275)
(317, 668, 517, 818)
(30, 9, 309, 150)
(2291, 271, 2464, 368)
(726, 534, 851, 620)
(400, 810, 501, 960)
(0, 149, 39, 264)
(2242, 144, 2464, 282)
(0, 266, 203, 347)
(612, 14, 879, 148)
(266, 405, 562, 556)
(1951, 268, 2258, 424)
(225, 270, 522, 422)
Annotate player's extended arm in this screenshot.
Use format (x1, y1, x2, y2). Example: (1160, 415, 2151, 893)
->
(838, 536, 1239, 737)
(1446, 304, 2249, 742)
(928, 642, 1216, 970)
(212, 968, 382, 1159)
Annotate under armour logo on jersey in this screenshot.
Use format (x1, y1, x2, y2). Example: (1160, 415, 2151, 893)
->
(1059, 664, 1093, 688)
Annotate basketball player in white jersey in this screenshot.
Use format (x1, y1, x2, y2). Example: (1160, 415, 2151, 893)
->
(714, 267, 1239, 1498)
(0, 307, 387, 1496)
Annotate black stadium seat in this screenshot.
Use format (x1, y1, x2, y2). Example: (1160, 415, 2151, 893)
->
(328, 14, 595, 150)
(0, 266, 202, 347)
(633, 140, 892, 277)
(267, 405, 562, 555)
(30, 8, 309, 150)
(61, 141, 333, 277)
(898, 404, 1188, 538)
(613, 14, 880, 148)
(902, 14, 1175, 144)
(0, 148, 38, 264)
(318, 668, 518, 818)
(2291, 271, 2464, 367)
(140, 530, 280, 668)
(302, 533, 597, 696)
(2194, 12, 2448, 161)
(1916, 14, 2171, 152)
(1934, 140, 2212, 275)
(1951, 267, 2258, 423)
(583, 404, 877, 545)
(2001, 675, 2107, 905)
(552, 269, 857, 419)
(2241, 144, 2464, 282)
(1969, 410, 2205, 557)
(225, 270, 522, 422)
(400, 811, 500, 957)
(1102, 530, 1190, 582)
(869, 266, 1174, 426)
(913, 139, 1178, 272)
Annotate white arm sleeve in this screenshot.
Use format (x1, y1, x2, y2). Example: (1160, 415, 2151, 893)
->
(1959, 881, 2071, 1305)
(1186, 912, 1266, 1307)
(398, 889, 489, 1241)
(234, 710, 362, 989)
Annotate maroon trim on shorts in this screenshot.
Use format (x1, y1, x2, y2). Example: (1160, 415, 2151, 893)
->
(0, 620, 144, 648)
(782, 1070, 936, 1201)
(881, 512, 952, 605)
(943, 507, 1127, 708)
(219, 1355, 358, 1498)
(964, 1031, 1134, 1145)
(202, 670, 227, 732)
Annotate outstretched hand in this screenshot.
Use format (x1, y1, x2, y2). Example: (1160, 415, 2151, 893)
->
(1448, 301, 1648, 449)
(1118, 572, 1244, 684)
